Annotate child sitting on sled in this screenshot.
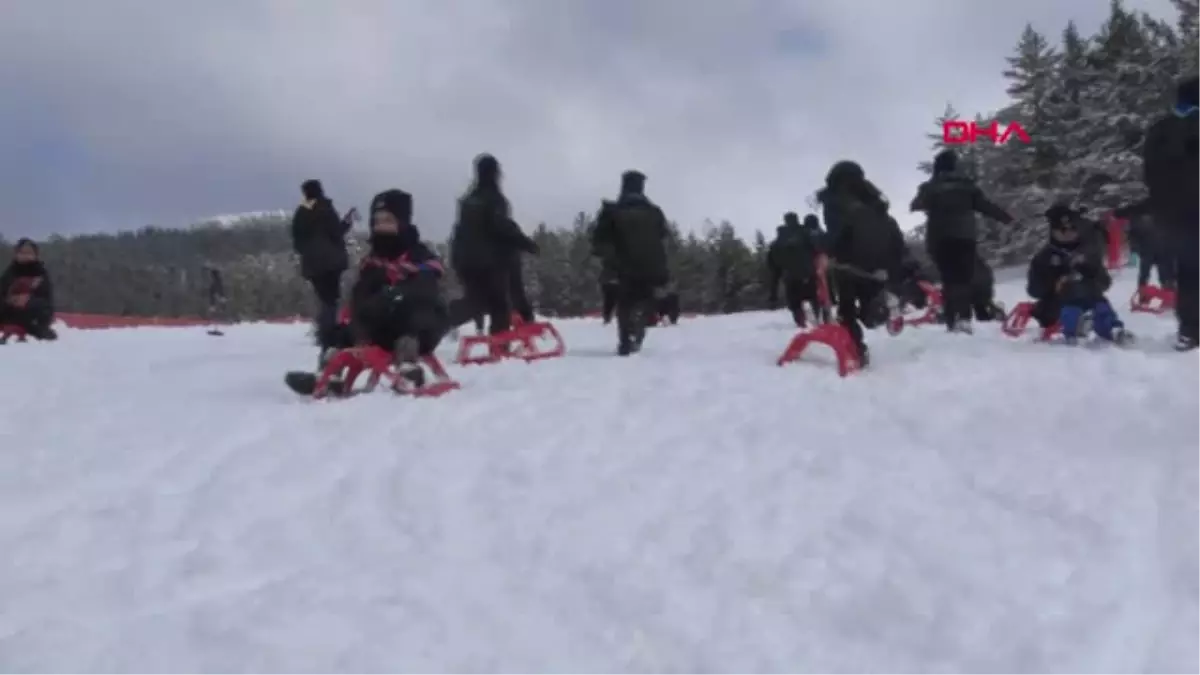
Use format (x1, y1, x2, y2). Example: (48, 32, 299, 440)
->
(1026, 204, 1133, 345)
(328, 189, 448, 386)
(0, 238, 58, 341)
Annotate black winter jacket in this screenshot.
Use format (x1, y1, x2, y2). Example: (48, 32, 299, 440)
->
(591, 192, 671, 287)
(451, 187, 537, 273)
(1140, 112, 1199, 233)
(911, 171, 1012, 243)
(0, 260, 54, 317)
(291, 198, 350, 280)
(767, 223, 823, 287)
(821, 189, 906, 274)
(1027, 240, 1112, 306)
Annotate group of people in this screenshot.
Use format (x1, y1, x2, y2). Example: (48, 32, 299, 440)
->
(6, 77, 1190, 368)
(287, 156, 683, 372)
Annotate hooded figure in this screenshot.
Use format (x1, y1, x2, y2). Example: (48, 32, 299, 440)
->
(817, 160, 907, 365)
(1026, 203, 1130, 344)
(591, 169, 671, 355)
(449, 153, 538, 336)
(910, 149, 1012, 333)
(291, 178, 351, 350)
(343, 189, 447, 367)
(1122, 74, 1199, 349)
(766, 211, 825, 327)
(0, 238, 57, 340)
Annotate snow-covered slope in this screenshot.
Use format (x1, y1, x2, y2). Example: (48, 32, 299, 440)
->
(1, 274, 1196, 672)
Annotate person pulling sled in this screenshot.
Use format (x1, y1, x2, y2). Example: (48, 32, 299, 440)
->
(591, 170, 671, 356)
(448, 153, 539, 336)
(0, 239, 57, 342)
(766, 212, 827, 328)
(287, 189, 457, 397)
(818, 161, 908, 366)
(1026, 204, 1133, 346)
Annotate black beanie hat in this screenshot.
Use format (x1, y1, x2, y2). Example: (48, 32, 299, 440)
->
(803, 214, 819, 228)
(783, 212, 799, 226)
(1044, 202, 1080, 228)
(14, 238, 38, 253)
(933, 149, 958, 174)
(474, 154, 500, 182)
(301, 179, 325, 201)
(620, 170, 646, 195)
(371, 189, 413, 224)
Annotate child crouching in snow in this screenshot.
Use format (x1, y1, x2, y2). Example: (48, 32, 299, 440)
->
(334, 189, 449, 385)
(1026, 204, 1132, 345)
(0, 238, 58, 340)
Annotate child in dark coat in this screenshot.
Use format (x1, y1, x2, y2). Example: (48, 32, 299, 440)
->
(0, 238, 57, 340)
(338, 189, 448, 383)
(1027, 204, 1132, 345)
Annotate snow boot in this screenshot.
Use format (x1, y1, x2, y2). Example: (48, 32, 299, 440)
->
(392, 336, 426, 389)
(1174, 333, 1198, 352)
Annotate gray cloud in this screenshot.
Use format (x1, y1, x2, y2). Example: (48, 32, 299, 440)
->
(0, 0, 1177, 240)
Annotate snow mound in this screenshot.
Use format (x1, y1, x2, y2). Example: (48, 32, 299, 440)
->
(0, 273, 1195, 672)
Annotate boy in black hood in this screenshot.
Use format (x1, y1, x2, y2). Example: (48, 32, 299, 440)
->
(1027, 204, 1131, 345)
(591, 169, 671, 355)
(911, 149, 1013, 333)
(766, 212, 825, 328)
(344, 189, 448, 382)
(0, 239, 57, 340)
(819, 161, 907, 365)
(449, 153, 539, 336)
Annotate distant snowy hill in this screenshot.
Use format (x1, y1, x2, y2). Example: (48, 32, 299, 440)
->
(188, 209, 290, 229)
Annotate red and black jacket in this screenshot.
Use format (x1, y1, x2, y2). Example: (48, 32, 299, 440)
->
(0, 261, 55, 316)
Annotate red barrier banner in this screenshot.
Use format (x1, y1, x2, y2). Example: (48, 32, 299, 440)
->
(56, 314, 307, 330)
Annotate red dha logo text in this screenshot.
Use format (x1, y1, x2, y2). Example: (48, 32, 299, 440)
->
(942, 120, 1031, 145)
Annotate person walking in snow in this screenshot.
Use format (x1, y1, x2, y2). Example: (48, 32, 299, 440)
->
(910, 149, 1013, 334)
(818, 161, 908, 366)
(1115, 74, 1198, 351)
(291, 179, 351, 354)
(766, 212, 825, 328)
(448, 153, 540, 336)
(591, 169, 671, 356)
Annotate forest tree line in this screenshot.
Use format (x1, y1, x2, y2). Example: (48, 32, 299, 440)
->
(1, 0, 1193, 321)
(917, 0, 1197, 266)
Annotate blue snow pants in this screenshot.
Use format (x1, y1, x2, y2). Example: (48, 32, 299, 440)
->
(1060, 297, 1123, 340)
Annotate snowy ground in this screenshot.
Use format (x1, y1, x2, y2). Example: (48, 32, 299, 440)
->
(0, 274, 1196, 673)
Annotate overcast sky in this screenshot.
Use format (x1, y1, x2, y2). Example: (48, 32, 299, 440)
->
(0, 0, 1178, 241)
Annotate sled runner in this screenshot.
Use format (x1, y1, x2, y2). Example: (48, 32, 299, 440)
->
(776, 269, 862, 376)
(1130, 285, 1176, 314)
(900, 282, 943, 331)
(286, 345, 460, 399)
(456, 314, 565, 365)
(1002, 301, 1062, 340)
(0, 324, 28, 344)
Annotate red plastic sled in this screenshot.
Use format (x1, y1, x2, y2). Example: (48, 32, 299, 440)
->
(1130, 285, 1175, 315)
(0, 324, 28, 344)
(1002, 301, 1061, 340)
(777, 323, 862, 377)
(776, 263, 863, 376)
(887, 281, 943, 335)
(308, 346, 460, 399)
(456, 314, 566, 365)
